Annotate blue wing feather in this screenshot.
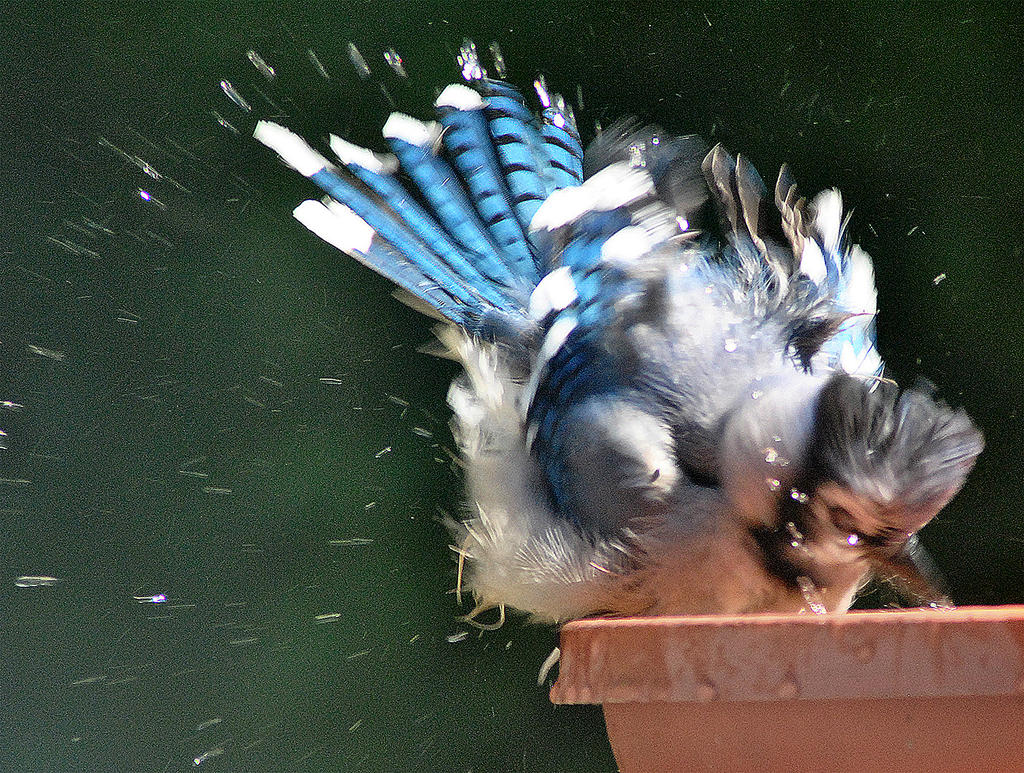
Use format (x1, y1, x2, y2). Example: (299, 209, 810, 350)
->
(256, 73, 884, 527)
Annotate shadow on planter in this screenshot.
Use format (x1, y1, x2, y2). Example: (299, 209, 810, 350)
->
(551, 606, 1024, 773)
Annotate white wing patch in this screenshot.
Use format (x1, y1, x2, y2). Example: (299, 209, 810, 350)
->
(600, 225, 655, 267)
(530, 162, 655, 232)
(528, 267, 578, 320)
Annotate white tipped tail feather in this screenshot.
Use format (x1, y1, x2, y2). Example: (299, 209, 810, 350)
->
(435, 83, 486, 111)
(292, 199, 374, 258)
(328, 134, 398, 175)
(381, 113, 442, 148)
(253, 121, 329, 177)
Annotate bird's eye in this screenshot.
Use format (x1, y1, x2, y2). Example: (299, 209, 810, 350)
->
(827, 505, 858, 535)
(861, 526, 907, 549)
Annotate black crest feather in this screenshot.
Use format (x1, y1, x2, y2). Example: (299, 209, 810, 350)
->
(808, 374, 984, 509)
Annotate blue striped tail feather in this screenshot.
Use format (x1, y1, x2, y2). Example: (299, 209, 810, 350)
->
(292, 199, 471, 325)
(327, 133, 515, 309)
(435, 85, 540, 284)
(476, 80, 558, 250)
(306, 167, 491, 307)
(254, 73, 587, 337)
(380, 112, 519, 287)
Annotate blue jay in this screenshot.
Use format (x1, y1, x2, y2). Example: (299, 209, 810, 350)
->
(254, 63, 983, 623)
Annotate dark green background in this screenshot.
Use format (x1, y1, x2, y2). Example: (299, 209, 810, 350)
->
(2, 2, 1021, 771)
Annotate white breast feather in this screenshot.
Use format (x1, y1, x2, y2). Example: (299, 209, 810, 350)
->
(439, 327, 645, 623)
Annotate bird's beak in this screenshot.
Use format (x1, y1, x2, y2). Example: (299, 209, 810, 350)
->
(867, 534, 954, 609)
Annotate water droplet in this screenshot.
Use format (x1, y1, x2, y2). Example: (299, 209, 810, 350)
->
(15, 575, 60, 588)
(846, 533, 860, 546)
(766, 478, 781, 492)
(797, 576, 828, 615)
(211, 110, 239, 135)
(488, 41, 507, 78)
(137, 188, 166, 210)
(790, 489, 809, 504)
(246, 49, 276, 80)
(384, 48, 407, 78)
(695, 681, 718, 702)
(534, 76, 551, 108)
(307, 48, 330, 80)
(346, 42, 371, 80)
(458, 39, 484, 81)
(723, 338, 738, 352)
(328, 537, 374, 547)
(132, 593, 167, 604)
(219, 79, 252, 112)
(193, 748, 224, 767)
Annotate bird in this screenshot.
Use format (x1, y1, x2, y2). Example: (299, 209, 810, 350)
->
(253, 51, 983, 624)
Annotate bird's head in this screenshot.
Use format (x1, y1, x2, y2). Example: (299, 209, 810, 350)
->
(720, 372, 984, 608)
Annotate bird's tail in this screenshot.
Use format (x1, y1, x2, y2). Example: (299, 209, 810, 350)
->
(253, 75, 583, 337)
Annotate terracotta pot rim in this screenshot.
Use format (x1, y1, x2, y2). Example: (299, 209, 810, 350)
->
(552, 604, 1024, 706)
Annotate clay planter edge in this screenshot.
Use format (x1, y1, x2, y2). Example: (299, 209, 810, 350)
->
(550, 605, 1024, 772)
